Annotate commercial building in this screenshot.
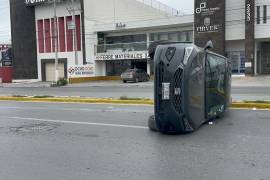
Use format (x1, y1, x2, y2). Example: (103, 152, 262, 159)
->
(9, 0, 270, 81)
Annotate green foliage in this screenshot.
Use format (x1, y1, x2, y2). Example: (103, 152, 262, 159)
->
(57, 78, 68, 86)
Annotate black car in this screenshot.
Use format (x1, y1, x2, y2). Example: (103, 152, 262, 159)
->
(121, 69, 150, 83)
(148, 41, 231, 134)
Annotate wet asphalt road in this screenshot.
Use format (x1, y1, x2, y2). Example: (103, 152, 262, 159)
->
(0, 101, 270, 180)
(1, 84, 270, 101)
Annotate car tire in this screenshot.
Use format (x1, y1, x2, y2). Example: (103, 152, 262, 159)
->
(123, 80, 127, 83)
(148, 115, 158, 132)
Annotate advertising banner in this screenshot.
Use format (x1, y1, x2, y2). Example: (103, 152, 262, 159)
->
(245, 0, 255, 75)
(194, 0, 225, 55)
(68, 65, 95, 78)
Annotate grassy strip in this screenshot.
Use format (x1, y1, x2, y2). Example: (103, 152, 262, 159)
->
(1, 96, 270, 109)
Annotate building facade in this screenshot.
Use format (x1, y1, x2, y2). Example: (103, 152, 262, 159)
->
(9, 0, 270, 81)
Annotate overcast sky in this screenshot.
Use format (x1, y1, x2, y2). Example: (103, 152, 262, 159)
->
(0, 0, 194, 43)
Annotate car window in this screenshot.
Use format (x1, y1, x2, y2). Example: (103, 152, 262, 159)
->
(125, 69, 134, 73)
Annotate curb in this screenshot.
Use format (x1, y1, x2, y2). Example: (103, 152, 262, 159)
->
(231, 102, 270, 109)
(0, 96, 270, 109)
(0, 96, 154, 105)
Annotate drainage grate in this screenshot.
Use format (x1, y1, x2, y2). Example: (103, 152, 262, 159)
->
(173, 67, 183, 114)
(158, 61, 165, 112)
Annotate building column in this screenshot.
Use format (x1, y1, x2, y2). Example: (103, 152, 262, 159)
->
(254, 41, 258, 75)
(146, 32, 150, 48)
(147, 59, 151, 75)
(245, 0, 255, 75)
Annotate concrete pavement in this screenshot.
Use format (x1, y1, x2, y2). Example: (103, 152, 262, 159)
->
(1, 76, 270, 101)
(0, 101, 270, 179)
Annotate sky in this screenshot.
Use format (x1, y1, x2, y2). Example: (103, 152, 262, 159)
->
(0, 0, 194, 43)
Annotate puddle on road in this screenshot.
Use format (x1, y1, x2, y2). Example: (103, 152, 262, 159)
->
(9, 123, 59, 133)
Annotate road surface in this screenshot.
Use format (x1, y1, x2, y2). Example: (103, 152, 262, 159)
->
(0, 101, 270, 179)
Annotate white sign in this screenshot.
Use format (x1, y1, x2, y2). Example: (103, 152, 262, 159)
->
(95, 51, 149, 61)
(246, 3, 251, 22)
(67, 21, 76, 30)
(195, 1, 221, 16)
(68, 65, 95, 78)
(25, 0, 46, 5)
(245, 62, 252, 68)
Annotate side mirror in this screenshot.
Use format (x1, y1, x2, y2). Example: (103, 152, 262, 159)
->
(204, 40, 214, 50)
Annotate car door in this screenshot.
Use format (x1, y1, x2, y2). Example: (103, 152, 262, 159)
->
(205, 53, 227, 119)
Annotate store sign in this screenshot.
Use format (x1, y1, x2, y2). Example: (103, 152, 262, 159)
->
(25, 0, 63, 6)
(195, 1, 222, 33)
(196, 17, 220, 33)
(246, 3, 251, 22)
(68, 65, 95, 78)
(194, 0, 225, 55)
(95, 51, 149, 61)
(245, 62, 252, 68)
(115, 22, 126, 29)
(25, 0, 47, 6)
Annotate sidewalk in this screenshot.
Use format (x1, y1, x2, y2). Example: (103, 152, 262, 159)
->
(2, 81, 51, 88)
(232, 75, 270, 87)
(1, 75, 270, 88)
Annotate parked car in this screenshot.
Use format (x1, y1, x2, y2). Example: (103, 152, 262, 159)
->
(121, 69, 150, 83)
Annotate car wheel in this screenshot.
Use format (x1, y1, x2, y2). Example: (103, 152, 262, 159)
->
(123, 80, 127, 83)
(148, 115, 158, 132)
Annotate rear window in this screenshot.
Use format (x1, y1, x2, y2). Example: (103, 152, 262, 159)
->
(124, 69, 135, 73)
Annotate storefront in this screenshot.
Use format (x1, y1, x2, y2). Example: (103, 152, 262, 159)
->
(95, 50, 149, 75)
(9, 0, 270, 81)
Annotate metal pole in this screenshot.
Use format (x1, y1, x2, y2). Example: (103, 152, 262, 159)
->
(71, 0, 78, 65)
(54, 0, 59, 82)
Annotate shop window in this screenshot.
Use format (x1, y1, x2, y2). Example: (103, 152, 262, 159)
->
(150, 31, 193, 43)
(44, 19, 51, 53)
(168, 32, 178, 41)
(263, 5, 267, 24)
(158, 33, 168, 41)
(58, 17, 66, 52)
(51, 18, 58, 52)
(227, 51, 245, 74)
(75, 15, 81, 51)
(66, 16, 73, 52)
(37, 20, 44, 53)
(257, 6, 261, 24)
(179, 32, 186, 42)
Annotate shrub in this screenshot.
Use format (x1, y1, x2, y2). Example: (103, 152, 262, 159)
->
(57, 78, 68, 86)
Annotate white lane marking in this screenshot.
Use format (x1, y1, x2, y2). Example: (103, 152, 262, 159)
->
(0, 106, 153, 113)
(2, 116, 148, 130)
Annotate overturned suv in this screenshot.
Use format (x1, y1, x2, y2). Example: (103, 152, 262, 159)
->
(148, 41, 232, 134)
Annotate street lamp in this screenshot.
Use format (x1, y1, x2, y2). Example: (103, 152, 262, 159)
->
(54, 0, 59, 82)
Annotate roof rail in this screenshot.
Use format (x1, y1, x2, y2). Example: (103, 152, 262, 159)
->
(135, 0, 183, 16)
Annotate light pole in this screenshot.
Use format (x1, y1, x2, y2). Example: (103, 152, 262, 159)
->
(71, 0, 78, 65)
(54, 0, 59, 82)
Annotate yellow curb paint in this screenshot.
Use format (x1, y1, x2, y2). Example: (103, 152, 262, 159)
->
(0, 96, 270, 109)
(69, 76, 120, 84)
